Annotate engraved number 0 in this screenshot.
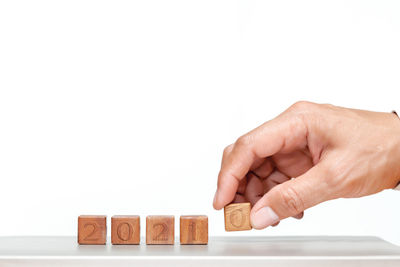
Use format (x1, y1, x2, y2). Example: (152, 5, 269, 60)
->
(117, 222, 132, 241)
(230, 209, 244, 228)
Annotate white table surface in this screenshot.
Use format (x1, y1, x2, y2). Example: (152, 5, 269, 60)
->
(0, 236, 399, 267)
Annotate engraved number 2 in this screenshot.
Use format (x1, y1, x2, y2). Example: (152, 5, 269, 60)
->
(83, 223, 98, 241)
(153, 223, 168, 241)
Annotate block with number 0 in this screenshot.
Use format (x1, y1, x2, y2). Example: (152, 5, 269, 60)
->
(224, 203, 252, 231)
(111, 215, 140, 245)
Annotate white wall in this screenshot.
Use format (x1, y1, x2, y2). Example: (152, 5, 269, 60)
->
(1, 0, 400, 245)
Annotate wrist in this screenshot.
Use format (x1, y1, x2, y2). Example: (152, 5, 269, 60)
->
(390, 111, 400, 189)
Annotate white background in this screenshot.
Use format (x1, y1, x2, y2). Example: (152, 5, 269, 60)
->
(1, 0, 400, 245)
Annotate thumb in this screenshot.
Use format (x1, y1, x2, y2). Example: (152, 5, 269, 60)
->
(250, 163, 333, 229)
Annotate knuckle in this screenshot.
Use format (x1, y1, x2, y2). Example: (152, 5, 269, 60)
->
(235, 134, 252, 148)
(223, 144, 233, 158)
(289, 101, 315, 112)
(278, 185, 305, 215)
(285, 101, 319, 124)
(321, 103, 335, 109)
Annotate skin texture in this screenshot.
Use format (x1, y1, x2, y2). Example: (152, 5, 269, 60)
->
(213, 101, 400, 229)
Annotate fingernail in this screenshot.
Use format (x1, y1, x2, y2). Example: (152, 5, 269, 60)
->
(251, 206, 279, 229)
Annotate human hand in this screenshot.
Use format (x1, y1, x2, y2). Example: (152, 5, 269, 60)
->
(213, 101, 400, 229)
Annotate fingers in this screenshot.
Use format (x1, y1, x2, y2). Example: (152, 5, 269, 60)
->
(252, 159, 274, 178)
(257, 170, 304, 222)
(250, 162, 332, 229)
(232, 194, 247, 203)
(232, 177, 247, 203)
(244, 173, 263, 206)
(272, 150, 314, 178)
(262, 170, 290, 193)
(213, 111, 309, 210)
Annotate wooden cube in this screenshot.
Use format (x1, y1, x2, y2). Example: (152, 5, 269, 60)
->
(180, 215, 208, 245)
(224, 203, 252, 231)
(111, 215, 140, 245)
(78, 215, 107, 244)
(146, 215, 174, 245)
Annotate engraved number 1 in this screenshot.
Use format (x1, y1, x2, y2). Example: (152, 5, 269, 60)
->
(189, 221, 197, 241)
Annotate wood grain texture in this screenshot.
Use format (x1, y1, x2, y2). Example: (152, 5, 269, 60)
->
(224, 203, 252, 231)
(146, 216, 174, 245)
(180, 215, 208, 245)
(111, 215, 140, 245)
(78, 215, 107, 244)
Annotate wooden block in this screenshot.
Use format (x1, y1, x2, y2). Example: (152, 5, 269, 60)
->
(180, 215, 208, 245)
(78, 215, 107, 244)
(224, 203, 252, 231)
(111, 215, 140, 245)
(146, 215, 174, 245)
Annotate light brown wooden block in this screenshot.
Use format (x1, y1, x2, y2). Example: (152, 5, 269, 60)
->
(146, 215, 174, 245)
(224, 203, 252, 231)
(111, 215, 140, 245)
(78, 215, 107, 244)
(180, 215, 208, 245)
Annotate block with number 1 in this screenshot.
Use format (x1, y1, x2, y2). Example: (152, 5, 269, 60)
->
(180, 215, 208, 244)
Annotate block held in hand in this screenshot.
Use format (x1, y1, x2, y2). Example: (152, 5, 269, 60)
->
(224, 203, 252, 231)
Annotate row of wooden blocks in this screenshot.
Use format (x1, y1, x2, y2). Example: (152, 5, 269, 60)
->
(78, 215, 208, 245)
(77, 203, 252, 245)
